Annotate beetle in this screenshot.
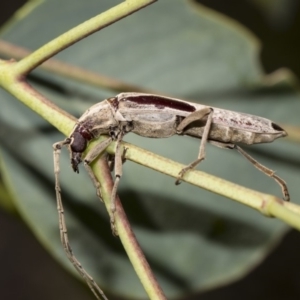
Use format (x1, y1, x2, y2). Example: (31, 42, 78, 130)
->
(58, 92, 288, 202)
(53, 92, 289, 300)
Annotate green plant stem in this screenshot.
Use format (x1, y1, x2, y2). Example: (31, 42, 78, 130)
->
(266, 200, 300, 229)
(94, 139, 300, 231)
(93, 157, 167, 300)
(0, 73, 75, 135)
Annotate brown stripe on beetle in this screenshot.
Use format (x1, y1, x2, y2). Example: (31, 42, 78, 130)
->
(121, 94, 196, 112)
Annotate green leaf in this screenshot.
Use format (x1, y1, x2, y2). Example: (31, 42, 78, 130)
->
(0, 0, 299, 298)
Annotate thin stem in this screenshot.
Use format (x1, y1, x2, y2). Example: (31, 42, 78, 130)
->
(93, 157, 166, 300)
(95, 139, 300, 231)
(0, 76, 75, 136)
(267, 200, 300, 231)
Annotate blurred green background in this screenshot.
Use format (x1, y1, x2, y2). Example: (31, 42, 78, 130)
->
(0, 1, 300, 299)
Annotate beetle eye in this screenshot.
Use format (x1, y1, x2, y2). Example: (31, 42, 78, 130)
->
(70, 132, 87, 152)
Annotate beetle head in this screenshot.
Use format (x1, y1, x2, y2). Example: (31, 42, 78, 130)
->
(69, 127, 93, 173)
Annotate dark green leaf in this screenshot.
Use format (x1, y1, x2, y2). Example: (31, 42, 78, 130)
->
(0, 0, 299, 298)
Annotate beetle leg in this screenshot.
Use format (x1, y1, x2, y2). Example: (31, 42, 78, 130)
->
(53, 140, 108, 300)
(109, 131, 127, 236)
(83, 137, 113, 201)
(176, 107, 213, 184)
(235, 145, 290, 202)
(209, 140, 290, 202)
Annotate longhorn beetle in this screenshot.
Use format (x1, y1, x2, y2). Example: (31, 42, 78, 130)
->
(53, 92, 289, 299)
